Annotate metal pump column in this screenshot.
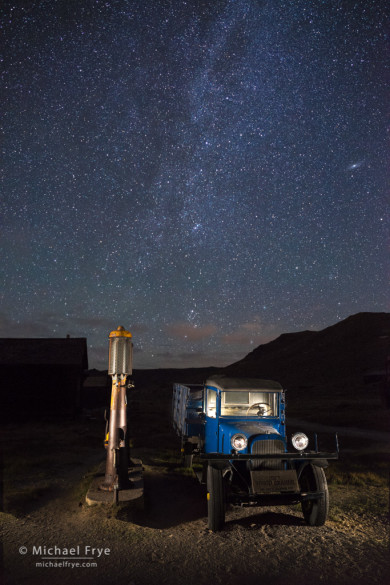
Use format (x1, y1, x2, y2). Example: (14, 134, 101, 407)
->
(100, 326, 133, 492)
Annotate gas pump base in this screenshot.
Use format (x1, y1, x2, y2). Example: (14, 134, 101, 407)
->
(86, 458, 144, 508)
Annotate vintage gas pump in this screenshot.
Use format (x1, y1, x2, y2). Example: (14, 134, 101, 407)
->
(100, 326, 133, 494)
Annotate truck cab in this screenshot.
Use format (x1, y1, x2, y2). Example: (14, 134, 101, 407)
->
(204, 377, 285, 455)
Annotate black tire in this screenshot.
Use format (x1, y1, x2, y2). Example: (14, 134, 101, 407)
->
(184, 453, 193, 468)
(300, 464, 329, 526)
(207, 465, 225, 531)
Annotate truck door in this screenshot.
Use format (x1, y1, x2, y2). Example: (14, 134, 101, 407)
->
(205, 386, 219, 452)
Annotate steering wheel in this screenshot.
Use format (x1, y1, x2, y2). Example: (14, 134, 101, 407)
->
(246, 402, 272, 416)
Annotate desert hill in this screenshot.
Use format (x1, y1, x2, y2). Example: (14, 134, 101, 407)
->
(221, 312, 390, 428)
(224, 312, 390, 388)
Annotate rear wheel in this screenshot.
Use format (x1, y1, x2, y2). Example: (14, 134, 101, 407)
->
(300, 464, 329, 526)
(207, 465, 225, 531)
(181, 441, 193, 468)
(184, 453, 193, 468)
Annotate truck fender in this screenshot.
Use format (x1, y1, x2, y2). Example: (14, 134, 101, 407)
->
(296, 459, 328, 479)
(312, 459, 329, 469)
(208, 460, 230, 472)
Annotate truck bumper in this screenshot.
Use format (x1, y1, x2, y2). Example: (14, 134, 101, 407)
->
(200, 451, 339, 462)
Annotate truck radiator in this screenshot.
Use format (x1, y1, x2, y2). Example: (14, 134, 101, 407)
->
(250, 438, 285, 470)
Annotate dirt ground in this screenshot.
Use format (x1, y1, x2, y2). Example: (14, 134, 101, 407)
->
(1, 416, 390, 585)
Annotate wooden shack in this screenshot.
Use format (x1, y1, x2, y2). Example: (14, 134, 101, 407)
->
(82, 369, 110, 409)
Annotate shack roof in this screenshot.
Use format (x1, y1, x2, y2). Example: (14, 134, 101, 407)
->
(0, 338, 88, 368)
(206, 375, 283, 392)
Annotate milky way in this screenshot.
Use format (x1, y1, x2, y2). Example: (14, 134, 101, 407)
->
(1, 0, 388, 368)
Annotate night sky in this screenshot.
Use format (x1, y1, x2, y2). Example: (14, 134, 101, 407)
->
(2, 0, 388, 369)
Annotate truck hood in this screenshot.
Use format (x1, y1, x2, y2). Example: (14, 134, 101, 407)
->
(219, 420, 281, 439)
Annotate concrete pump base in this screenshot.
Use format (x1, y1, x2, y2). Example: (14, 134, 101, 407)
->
(86, 458, 144, 508)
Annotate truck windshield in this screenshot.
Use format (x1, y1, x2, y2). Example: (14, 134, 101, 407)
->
(220, 391, 278, 417)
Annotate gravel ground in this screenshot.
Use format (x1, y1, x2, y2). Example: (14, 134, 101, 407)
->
(1, 442, 389, 585)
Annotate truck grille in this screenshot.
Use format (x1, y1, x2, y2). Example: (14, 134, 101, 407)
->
(250, 438, 285, 470)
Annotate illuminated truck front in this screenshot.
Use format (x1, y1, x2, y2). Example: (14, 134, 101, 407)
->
(201, 375, 339, 532)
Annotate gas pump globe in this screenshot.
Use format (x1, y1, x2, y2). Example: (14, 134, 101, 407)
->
(108, 326, 133, 376)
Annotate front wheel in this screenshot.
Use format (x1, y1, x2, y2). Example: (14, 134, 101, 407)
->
(207, 465, 225, 531)
(300, 464, 329, 526)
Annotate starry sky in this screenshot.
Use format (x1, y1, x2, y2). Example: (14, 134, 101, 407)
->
(1, 0, 389, 369)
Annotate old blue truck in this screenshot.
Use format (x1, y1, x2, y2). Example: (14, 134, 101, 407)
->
(172, 375, 339, 531)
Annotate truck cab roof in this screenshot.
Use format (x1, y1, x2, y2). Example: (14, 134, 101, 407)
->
(205, 375, 283, 392)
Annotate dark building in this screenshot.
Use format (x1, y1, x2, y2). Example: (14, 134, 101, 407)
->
(0, 337, 88, 420)
(82, 369, 110, 409)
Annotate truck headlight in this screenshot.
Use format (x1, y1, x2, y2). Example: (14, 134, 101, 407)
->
(231, 434, 248, 451)
(292, 432, 309, 451)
